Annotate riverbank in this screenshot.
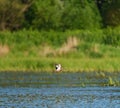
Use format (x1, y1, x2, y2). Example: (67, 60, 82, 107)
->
(0, 29, 120, 72)
(0, 57, 120, 72)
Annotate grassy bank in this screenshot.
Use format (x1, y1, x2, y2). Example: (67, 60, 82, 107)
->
(0, 57, 120, 72)
(0, 41, 120, 72)
(0, 28, 120, 72)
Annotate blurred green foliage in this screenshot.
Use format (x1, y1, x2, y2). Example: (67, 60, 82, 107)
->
(97, 0, 120, 27)
(0, 0, 119, 31)
(24, 0, 101, 30)
(1, 0, 120, 31)
(0, 27, 120, 47)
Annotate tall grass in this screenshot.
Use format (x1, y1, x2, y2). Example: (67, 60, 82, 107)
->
(0, 26, 120, 48)
(0, 27, 120, 72)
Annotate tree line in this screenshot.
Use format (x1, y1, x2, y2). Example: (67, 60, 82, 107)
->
(0, 0, 120, 31)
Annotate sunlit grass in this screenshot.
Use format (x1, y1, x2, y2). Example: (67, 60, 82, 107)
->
(0, 57, 120, 72)
(0, 29, 120, 72)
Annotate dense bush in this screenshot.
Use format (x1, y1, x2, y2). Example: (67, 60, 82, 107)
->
(103, 27, 120, 46)
(60, 0, 101, 30)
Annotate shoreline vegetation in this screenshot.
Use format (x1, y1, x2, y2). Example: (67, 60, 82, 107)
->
(0, 57, 120, 72)
(0, 28, 120, 72)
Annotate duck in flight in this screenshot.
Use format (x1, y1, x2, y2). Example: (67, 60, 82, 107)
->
(55, 64, 62, 72)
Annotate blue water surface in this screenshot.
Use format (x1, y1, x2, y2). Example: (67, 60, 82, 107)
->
(0, 72, 120, 108)
(0, 86, 120, 108)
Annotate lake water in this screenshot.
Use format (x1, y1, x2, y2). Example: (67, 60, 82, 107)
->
(0, 72, 120, 108)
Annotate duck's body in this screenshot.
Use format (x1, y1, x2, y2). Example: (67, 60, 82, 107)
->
(55, 64, 62, 72)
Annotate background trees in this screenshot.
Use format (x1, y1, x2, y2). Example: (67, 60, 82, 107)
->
(0, 0, 32, 31)
(24, 0, 101, 30)
(0, 0, 120, 31)
(96, 0, 120, 27)
(61, 0, 101, 30)
(24, 0, 64, 30)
